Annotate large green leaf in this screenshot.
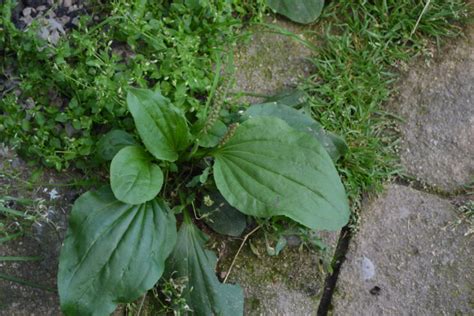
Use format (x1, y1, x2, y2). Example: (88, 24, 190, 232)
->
(245, 102, 348, 161)
(267, 0, 325, 24)
(200, 191, 247, 237)
(166, 215, 244, 315)
(213, 116, 350, 231)
(96, 129, 137, 161)
(58, 187, 176, 316)
(127, 88, 191, 162)
(110, 146, 163, 205)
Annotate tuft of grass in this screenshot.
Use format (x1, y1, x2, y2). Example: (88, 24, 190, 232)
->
(455, 200, 474, 235)
(301, 0, 469, 217)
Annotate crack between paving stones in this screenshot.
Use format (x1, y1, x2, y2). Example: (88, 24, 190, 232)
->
(317, 225, 352, 316)
(394, 177, 473, 198)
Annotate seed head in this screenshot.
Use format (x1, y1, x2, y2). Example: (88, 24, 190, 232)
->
(219, 123, 239, 147)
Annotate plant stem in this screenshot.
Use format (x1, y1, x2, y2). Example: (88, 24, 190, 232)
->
(136, 293, 147, 316)
(223, 225, 261, 284)
(411, 0, 432, 36)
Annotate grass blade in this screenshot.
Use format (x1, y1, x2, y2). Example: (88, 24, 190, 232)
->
(0, 272, 56, 292)
(0, 232, 23, 244)
(0, 256, 42, 262)
(0, 205, 26, 217)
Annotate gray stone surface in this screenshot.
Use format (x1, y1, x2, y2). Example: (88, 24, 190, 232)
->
(231, 17, 315, 104)
(219, 230, 338, 316)
(332, 185, 473, 315)
(392, 26, 474, 191)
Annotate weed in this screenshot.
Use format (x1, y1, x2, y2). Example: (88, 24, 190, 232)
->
(57, 86, 350, 314)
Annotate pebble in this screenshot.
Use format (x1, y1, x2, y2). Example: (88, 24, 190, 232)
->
(68, 5, 78, 13)
(20, 15, 34, 25)
(49, 29, 60, 45)
(361, 256, 376, 281)
(48, 18, 66, 34)
(45, 10, 56, 18)
(22, 7, 33, 17)
(16, 0, 82, 45)
(38, 27, 50, 41)
(59, 16, 71, 25)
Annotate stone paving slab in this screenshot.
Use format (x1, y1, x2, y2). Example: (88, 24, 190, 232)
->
(332, 185, 473, 315)
(231, 17, 315, 104)
(391, 26, 474, 191)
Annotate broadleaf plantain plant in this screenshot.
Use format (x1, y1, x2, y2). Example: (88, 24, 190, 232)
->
(57, 87, 350, 315)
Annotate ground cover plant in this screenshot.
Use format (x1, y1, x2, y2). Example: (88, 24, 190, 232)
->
(0, 0, 470, 315)
(0, 0, 265, 170)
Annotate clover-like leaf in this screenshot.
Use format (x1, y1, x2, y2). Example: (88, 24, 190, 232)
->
(110, 146, 163, 205)
(165, 214, 244, 315)
(213, 116, 350, 231)
(127, 88, 191, 162)
(267, 0, 325, 24)
(58, 187, 177, 316)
